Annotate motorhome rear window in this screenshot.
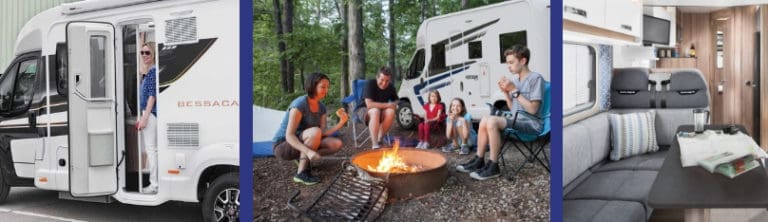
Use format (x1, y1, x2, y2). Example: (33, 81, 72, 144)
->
(563, 43, 596, 116)
(498, 31, 527, 63)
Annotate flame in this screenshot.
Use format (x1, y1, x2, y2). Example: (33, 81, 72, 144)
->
(367, 139, 420, 173)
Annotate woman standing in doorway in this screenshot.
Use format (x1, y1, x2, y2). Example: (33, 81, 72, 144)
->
(138, 42, 158, 193)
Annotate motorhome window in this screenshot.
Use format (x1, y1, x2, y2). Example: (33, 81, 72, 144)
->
(562, 43, 596, 116)
(468, 41, 482, 59)
(122, 25, 138, 116)
(428, 41, 448, 76)
(90, 36, 107, 98)
(0, 63, 19, 111)
(498, 31, 527, 63)
(11, 59, 37, 110)
(55, 43, 68, 96)
(406, 49, 425, 79)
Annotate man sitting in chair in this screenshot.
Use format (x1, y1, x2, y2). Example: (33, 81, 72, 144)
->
(364, 66, 398, 149)
(457, 45, 545, 180)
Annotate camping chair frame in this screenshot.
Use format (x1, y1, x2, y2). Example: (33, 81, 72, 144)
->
(493, 81, 551, 181)
(341, 79, 391, 148)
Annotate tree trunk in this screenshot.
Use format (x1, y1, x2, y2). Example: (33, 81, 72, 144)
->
(388, 0, 397, 80)
(461, 0, 469, 9)
(349, 0, 366, 80)
(283, 0, 295, 93)
(273, 0, 289, 93)
(420, 0, 426, 22)
(336, 0, 350, 97)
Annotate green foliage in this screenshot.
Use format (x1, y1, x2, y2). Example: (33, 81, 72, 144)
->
(254, 0, 500, 111)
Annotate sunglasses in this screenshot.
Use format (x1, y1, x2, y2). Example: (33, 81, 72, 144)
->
(140, 51, 151, 56)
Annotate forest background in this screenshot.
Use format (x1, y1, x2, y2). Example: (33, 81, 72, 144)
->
(253, 0, 505, 111)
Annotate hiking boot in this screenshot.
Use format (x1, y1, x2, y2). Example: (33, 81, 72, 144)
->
(293, 169, 320, 185)
(470, 161, 500, 180)
(456, 156, 484, 173)
(459, 144, 470, 155)
(442, 144, 458, 153)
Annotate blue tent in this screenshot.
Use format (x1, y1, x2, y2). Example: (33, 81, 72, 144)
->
(253, 105, 283, 157)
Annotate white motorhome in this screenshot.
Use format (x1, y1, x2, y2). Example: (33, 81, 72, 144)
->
(0, 0, 239, 221)
(395, 0, 550, 129)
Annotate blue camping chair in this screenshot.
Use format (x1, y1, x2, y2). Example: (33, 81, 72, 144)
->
(341, 79, 370, 148)
(493, 81, 551, 180)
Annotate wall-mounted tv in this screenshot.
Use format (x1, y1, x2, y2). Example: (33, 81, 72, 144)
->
(643, 15, 670, 45)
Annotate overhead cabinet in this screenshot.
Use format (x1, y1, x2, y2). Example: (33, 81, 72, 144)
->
(564, 0, 643, 41)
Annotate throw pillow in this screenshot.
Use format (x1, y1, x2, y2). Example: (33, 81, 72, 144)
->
(608, 111, 659, 161)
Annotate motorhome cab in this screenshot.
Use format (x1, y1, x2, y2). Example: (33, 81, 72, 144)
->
(563, 0, 768, 221)
(395, 0, 550, 129)
(0, 0, 239, 221)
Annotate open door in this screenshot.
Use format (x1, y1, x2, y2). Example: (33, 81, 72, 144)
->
(67, 22, 118, 197)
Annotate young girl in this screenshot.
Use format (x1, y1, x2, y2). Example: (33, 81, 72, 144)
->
(442, 98, 477, 155)
(416, 90, 444, 149)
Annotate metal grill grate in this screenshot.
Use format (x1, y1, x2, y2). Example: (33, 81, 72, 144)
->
(165, 17, 197, 44)
(289, 164, 388, 221)
(167, 123, 199, 147)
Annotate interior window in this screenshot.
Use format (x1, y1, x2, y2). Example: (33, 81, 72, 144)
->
(12, 59, 37, 109)
(563, 43, 596, 116)
(498, 31, 527, 63)
(406, 49, 425, 80)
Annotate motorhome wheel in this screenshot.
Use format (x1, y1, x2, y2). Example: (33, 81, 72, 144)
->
(202, 173, 239, 222)
(397, 103, 416, 130)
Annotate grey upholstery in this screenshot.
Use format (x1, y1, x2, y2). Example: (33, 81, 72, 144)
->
(611, 68, 653, 108)
(665, 69, 709, 108)
(563, 68, 711, 222)
(564, 200, 646, 222)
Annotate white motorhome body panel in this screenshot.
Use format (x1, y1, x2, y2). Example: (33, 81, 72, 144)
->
(398, 0, 550, 120)
(34, 136, 69, 191)
(10, 138, 41, 178)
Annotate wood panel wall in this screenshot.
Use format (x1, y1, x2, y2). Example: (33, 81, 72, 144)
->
(679, 7, 757, 137)
(761, 5, 768, 150)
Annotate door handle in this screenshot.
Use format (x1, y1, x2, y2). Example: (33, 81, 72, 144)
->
(746, 80, 758, 88)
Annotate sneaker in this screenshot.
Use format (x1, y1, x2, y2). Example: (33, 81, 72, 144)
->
(293, 169, 320, 185)
(416, 141, 425, 149)
(459, 144, 470, 155)
(470, 161, 500, 180)
(456, 156, 485, 173)
(372, 142, 381, 149)
(422, 142, 430, 149)
(441, 144, 457, 153)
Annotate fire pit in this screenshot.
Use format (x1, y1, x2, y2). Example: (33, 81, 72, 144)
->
(351, 143, 448, 200)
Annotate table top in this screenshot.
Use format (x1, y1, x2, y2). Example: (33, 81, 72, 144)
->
(648, 125, 768, 208)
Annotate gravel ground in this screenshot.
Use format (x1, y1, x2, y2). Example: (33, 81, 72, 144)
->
(253, 124, 551, 221)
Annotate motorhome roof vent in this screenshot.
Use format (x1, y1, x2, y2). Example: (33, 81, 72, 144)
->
(60, 0, 160, 15)
(167, 123, 199, 147)
(165, 17, 198, 45)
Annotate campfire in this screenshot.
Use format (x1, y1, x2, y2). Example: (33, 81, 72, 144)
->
(366, 140, 422, 173)
(351, 139, 448, 200)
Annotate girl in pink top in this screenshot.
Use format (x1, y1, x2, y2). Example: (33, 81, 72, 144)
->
(417, 90, 444, 149)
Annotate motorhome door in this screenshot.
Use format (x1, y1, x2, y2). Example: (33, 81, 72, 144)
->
(67, 22, 118, 197)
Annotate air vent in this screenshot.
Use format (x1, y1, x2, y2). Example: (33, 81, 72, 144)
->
(167, 123, 199, 147)
(165, 17, 198, 45)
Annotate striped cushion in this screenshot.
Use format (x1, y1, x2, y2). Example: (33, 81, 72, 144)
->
(608, 111, 659, 161)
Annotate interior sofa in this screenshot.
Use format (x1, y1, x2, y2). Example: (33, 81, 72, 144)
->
(562, 68, 710, 222)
